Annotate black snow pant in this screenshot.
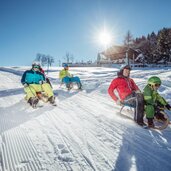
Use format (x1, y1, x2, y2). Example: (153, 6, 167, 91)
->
(122, 92, 144, 123)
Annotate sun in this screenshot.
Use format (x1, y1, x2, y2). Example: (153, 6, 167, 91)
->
(90, 22, 119, 50)
(94, 25, 114, 49)
(98, 30, 112, 47)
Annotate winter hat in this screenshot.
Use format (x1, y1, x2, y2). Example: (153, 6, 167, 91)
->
(117, 64, 131, 77)
(120, 64, 131, 71)
(63, 63, 69, 68)
(148, 76, 161, 85)
(32, 61, 41, 68)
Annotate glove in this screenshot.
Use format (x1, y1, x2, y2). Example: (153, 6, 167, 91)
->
(116, 99, 122, 106)
(23, 83, 29, 88)
(165, 104, 171, 110)
(39, 80, 46, 84)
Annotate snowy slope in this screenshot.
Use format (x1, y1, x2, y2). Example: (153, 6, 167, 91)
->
(0, 66, 171, 171)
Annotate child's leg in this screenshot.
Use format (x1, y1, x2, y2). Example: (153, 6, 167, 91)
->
(70, 76, 82, 89)
(145, 105, 155, 119)
(62, 76, 72, 88)
(62, 76, 71, 84)
(70, 76, 81, 83)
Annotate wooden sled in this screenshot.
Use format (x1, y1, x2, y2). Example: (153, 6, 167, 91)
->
(36, 92, 49, 103)
(120, 105, 170, 130)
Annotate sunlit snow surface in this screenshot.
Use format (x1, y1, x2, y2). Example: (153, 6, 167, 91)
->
(0, 66, 171, 171)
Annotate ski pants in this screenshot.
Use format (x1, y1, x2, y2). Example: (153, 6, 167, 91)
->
(145, 102, 164, 119)
(145, 104, 155, 119)
(122, 92, 144, 123)
(24, 83, 54, 100)
(62, 76, 81, 85)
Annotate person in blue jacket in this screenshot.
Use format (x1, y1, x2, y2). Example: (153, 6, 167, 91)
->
(21, 61, 55, 107)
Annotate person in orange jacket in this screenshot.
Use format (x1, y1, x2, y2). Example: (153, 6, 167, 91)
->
(108, 64, 145, 126)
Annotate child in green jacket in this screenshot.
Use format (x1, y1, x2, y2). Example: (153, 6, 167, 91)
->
(59, 64, 82, 90)
(143, 76, 171, 127)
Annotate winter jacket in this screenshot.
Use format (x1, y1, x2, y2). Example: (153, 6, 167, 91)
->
(108, 76, 139, 102)
(143, 85, 168, 118)
(21, 69, 45, 85)
(40, 68, 45, 74)
(59, 69, 71, 80)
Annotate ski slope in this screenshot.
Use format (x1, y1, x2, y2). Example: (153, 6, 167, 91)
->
(0, 66, 171, 171)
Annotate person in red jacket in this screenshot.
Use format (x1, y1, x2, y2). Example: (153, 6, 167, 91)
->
(108, 64, 145, 126)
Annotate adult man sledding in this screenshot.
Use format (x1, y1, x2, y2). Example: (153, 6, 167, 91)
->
(21, 62, 55, 107)
(108, 64, 145, 126)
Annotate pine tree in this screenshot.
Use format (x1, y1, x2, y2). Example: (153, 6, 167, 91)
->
(157, 28, 171, 64)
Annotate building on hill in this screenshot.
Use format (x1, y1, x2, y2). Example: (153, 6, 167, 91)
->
(97, 45, 143, 67)
(62, 61, 98, 67)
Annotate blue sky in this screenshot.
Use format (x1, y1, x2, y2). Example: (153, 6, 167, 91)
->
(0, 0, 171, 66)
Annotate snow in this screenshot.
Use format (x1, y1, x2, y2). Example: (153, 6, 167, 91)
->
(0, 66, 171, 171)
(135, 53, 144, 62)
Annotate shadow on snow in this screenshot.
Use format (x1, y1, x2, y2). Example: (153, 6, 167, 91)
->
(113, 126, 171, 171)
(0, 88, 23, 98)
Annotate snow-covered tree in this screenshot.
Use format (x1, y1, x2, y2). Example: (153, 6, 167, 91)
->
(157, 28, 171, 64)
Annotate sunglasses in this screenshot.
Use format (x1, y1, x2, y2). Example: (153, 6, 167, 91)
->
(33, 65, 40, 69)
(155, 84, 161, 87)
(149, 83, 161, 87)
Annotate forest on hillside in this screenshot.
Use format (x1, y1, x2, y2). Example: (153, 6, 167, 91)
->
(127, 27, 171, 64)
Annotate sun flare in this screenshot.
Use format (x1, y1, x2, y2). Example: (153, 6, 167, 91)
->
(98, 30, 112, 47)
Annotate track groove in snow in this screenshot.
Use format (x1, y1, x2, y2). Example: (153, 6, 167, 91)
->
(0, 67, 171, 171)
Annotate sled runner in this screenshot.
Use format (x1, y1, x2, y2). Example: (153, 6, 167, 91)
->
(36, 91, 49, 102)
(59, 82, 82, 91)
(25, 91, 56, 108)
(152, 110, 170, 130)
(120, 105, 170, 130)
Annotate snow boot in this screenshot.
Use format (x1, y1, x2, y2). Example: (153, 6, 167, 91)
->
(77, 82, 82, 90)
(137, 121, 147, 127)
(28, 97, 39, 108)
(48, 96, 56, 105)
(147, 118, 155, 128)
(155, 112, 167, 122)
(66, 83, 72, 90)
